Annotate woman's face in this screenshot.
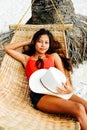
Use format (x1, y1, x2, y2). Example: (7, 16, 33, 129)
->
(35, 34, 50, 55)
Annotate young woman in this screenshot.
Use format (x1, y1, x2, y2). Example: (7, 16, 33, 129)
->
(4, 28, 87, 130)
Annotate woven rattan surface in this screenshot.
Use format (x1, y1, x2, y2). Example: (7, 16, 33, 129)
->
(0, 24, 80, 130)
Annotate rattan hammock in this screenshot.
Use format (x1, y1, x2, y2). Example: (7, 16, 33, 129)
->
(0, 24, 80, 130)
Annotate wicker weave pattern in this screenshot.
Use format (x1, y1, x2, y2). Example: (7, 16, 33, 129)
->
(0, 24, 80, 130)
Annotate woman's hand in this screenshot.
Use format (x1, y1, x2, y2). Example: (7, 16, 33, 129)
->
(56, 79, 73, 94)
(57, 85, 73, 94)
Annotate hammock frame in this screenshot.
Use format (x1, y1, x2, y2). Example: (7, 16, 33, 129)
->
(0, 24, 80, 130)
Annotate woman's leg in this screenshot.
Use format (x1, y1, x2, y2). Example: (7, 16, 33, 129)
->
(70, 94, 87, 113)
(37, 95, 87, 130)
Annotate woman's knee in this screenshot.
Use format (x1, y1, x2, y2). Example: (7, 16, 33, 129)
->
(75, 103, 86, 118)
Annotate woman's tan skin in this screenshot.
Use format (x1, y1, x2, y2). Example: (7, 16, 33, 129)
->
(4, 34, 87, 130)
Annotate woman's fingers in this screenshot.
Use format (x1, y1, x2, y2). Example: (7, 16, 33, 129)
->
(56, 87, 66, 94)
(56, 85, 73, 94)
(62, 82, 67, 89)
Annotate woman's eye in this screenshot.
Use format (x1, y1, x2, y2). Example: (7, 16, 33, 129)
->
(38, 40, 41, 43)
(45, 42, 49, 44)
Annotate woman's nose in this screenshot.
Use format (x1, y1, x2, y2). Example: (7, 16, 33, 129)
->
(41, 42, 45, 46)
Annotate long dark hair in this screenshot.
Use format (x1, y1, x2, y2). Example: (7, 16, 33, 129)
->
(23, 28, 72, 71)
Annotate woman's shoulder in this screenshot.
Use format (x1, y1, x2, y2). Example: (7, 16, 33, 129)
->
(48, 53, 59, 63)
(50, 53, 62, 61)
(50, 52, 59, 58)
(25, 55, 37, 66)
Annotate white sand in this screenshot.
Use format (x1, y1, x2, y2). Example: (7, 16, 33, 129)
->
(0, 0, 31, 33)
(72, 61, 87, 99)
(72, 0, 87, 16)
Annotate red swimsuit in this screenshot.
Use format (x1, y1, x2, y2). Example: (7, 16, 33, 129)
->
(26, 54, 54, 79)
(25, 54, 54, 109)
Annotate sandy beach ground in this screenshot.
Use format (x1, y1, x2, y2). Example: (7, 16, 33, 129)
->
(0, 0, 31, 33)
(72, 61, 87, 100)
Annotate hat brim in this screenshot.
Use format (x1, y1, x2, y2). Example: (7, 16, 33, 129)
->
(29, 68, 73, 99)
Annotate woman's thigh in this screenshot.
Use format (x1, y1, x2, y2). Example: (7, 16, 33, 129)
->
(36, 94, 82, 116)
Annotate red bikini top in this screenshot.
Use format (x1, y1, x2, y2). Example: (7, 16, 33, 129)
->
(25, 54, 54, 79)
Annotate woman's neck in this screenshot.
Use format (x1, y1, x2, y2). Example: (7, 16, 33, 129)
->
(34, 54, 46, 59)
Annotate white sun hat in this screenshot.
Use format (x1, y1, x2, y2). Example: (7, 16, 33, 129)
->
(29, 67, 73, 99)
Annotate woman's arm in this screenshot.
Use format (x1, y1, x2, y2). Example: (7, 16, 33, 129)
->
(4, 40, 30, 50)
(4, 40, 30, 67)
(51, 53, 73, 94)
(51, 53, 65, 74)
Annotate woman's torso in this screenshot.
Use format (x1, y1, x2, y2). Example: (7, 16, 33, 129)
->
(25, 54, 54, 79)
